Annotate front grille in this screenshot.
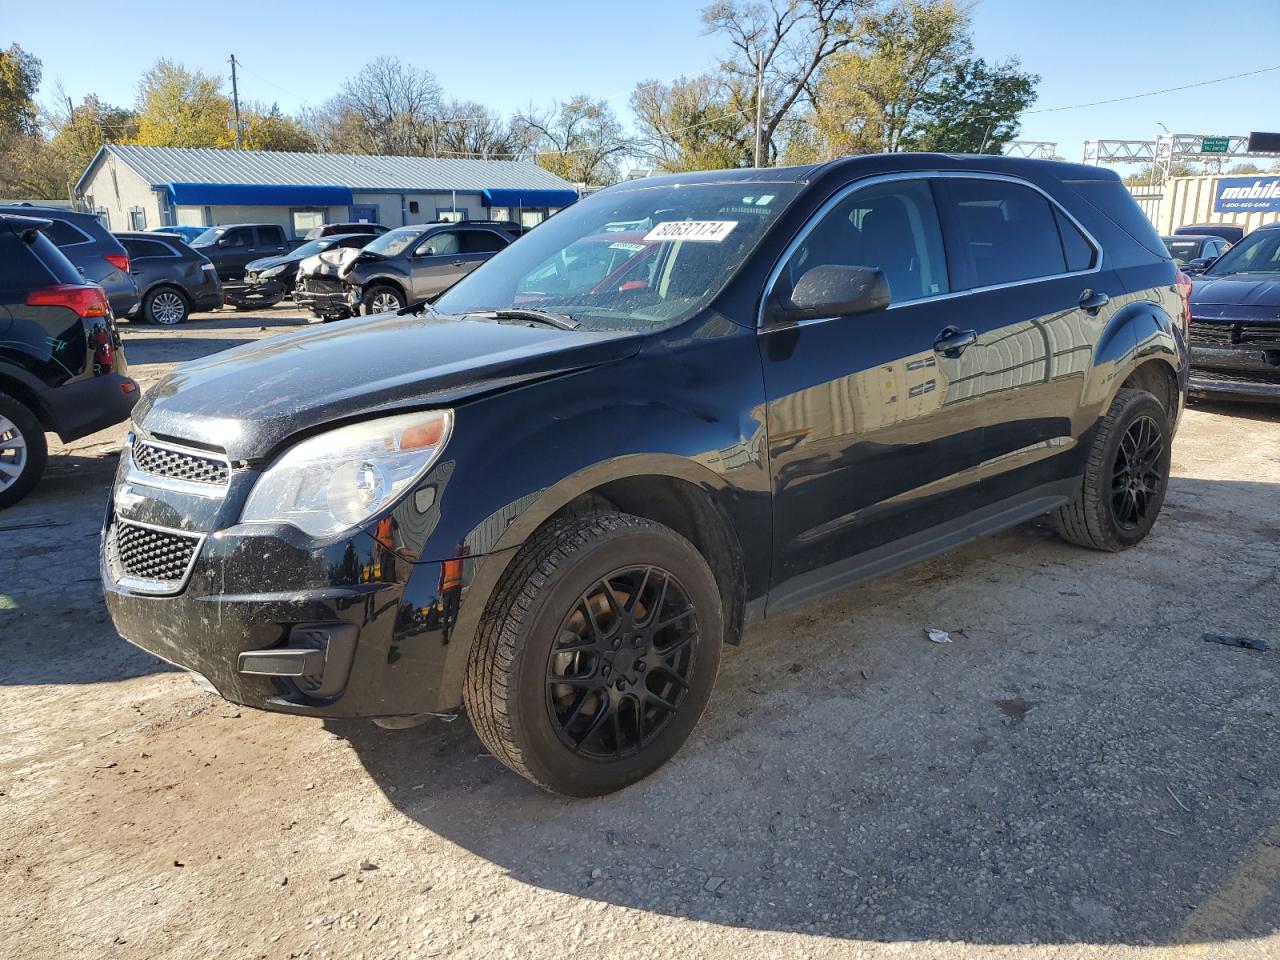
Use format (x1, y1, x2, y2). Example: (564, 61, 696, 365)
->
(1191, 366, 1280, 385)
(1190, 322, 1280, 347)
(112, 520, 202, 591)
(132, 440, 229, 487)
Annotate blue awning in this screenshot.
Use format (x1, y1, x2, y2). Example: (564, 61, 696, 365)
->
(165, 182, 354, 206)
(482, 187, 578, 209)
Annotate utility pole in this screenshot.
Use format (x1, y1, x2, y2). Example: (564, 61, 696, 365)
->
(229, 54, 243, 150)
(754, 48, 765, 168)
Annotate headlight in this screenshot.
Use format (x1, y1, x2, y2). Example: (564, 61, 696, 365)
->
(240, 410, 452, 538)
(260, 265, 286, 278)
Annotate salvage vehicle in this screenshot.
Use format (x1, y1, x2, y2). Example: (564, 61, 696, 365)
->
(1, 213, 137, 507)
(293, 245, 365, 321)
(230, 234, 373, 311)
(0, 204, 139, 318)
(189, 223, 298, 281)
(1162, 234, 1230, 273)
(115, 232, 223, 324)
(102, 155, 1188, 796)
(1187, 222, 1280, 401)
(341, 221, 519, 315)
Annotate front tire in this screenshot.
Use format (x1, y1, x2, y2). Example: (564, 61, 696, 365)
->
(363, 285, 404, 315)
(464, 514, 723, 796)
(1054, 388, 1171, 551)
(143, 286, 190, 325)
(0, 393, 48, 509)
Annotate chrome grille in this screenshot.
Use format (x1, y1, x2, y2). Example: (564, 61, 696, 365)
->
(1190, 322, 1280, 346)
(111, 520, 203, 592)
(132, 439, 229, 487)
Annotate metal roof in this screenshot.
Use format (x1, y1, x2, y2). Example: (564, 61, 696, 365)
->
(83, 145, 576, 194)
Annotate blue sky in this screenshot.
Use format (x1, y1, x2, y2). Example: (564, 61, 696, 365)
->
(8, 0, 1279, 166)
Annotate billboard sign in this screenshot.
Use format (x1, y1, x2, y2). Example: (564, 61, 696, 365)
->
(1213, 176, 1280, 213)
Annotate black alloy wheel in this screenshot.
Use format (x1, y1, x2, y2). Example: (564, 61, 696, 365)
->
(1110, 414, 1164, 530)
(545, 565, 699, 761)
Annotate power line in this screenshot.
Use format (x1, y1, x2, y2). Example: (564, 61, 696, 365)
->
(1025, 63, 1280, 114)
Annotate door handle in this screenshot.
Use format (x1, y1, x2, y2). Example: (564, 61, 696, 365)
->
(933, 326, 978, 358)
(452, 259, 465, 266)
(1079, 289, 1110, 314)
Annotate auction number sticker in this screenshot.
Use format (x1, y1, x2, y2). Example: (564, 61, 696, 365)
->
(643, 220, 738, 243)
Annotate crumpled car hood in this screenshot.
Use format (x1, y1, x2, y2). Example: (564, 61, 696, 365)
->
(134, 313, 642, 460)
(297, 247, 362, 280)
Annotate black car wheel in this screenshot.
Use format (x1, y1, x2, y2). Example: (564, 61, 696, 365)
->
(363, 285, 404, 315)
(1054, 388, 1171, 551)
(0, 392, 47, 509)
(464, 513, 723, 796)
(143, 287, 190, 325)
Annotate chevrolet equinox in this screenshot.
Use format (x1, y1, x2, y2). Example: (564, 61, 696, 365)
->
(102, 155, 1189, 796)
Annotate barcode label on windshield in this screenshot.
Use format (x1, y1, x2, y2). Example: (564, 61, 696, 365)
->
(643, 221, 738, 243)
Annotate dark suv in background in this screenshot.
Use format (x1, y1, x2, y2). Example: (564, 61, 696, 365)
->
(342, 221, 519, 314)
(116, 232, 223, 324)
(0, 205, 138, 318)
(0, 213, 137, 507)
(189, 223, 297, 280)
(103, 155, 1187, 797)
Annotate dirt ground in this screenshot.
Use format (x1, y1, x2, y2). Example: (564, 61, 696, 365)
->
(2, 308, 1278, 960)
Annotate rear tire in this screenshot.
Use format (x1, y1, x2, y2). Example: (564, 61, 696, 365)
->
(143, 286, 190, 325)
(1054, 388, 1171, 551)
(464, 513, 723, 796)
(0, 393, 48, 509)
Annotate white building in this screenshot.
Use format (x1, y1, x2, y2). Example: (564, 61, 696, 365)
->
(76, 145, 580, 238)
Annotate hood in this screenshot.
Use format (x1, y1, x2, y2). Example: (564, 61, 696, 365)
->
(245, 253, 294, 272)
(133, 314, 643, 460)
(297, 247, 361, 280)
(1190, 274, 1280, 320)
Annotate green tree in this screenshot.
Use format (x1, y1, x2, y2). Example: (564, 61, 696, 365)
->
(631, 74, 753, 171)
(240, 102, 316, 152)
(133, 60, 232, 147)
(902, 57, 1039, 153)
(0, 44, 41, 135)
(515, 96, 631, 186)
(48, 93, 138, 180)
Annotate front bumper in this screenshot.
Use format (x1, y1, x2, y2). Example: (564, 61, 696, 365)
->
(294, 278, 355, 317)
(224, 277, 287, 309)
(1189, 340, 1280, 402)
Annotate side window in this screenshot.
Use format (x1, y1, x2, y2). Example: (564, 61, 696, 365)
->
(461, 230, 508, 254)
(44, 219, 92, 248)
(947, 179, 1072, 287)
(221, 227, 253, 247)
(782, 177, 949, 305)
(121, 238, 175, 260)
(1054, 208, 1097, 272)
(418, 231, 461, 257)
(256, 226, 285, 245)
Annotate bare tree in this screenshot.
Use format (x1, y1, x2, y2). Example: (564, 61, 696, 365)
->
(514, 96, 632, 186)
(702, 0, 877, 161)
(433, 100, 533, 160)
(308, 57, 441, 155)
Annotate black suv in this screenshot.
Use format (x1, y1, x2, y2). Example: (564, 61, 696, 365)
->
(115, 232, 223, 324)
(102, 156, 1187, 795)
(0, 214, 137, 507)
(0, 205, 139, 318)
(189, 223, 295, 280)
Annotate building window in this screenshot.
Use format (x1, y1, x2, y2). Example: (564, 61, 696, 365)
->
(408, 200, 420, 214)
(291, 209, 325, 239)
(520, 210, 545, 229)
(488, 206, 510, 222)
(129, 206, 147, 230)
(435, 208, 466, 223)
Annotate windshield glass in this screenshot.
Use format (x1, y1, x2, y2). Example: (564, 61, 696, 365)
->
(362, 226, 420, 258)
(191, 226, 224, 246)
(1205, 229, 1280, 276)
(433, 182, 801, 330)
(291, 237, 339, 258)
(1163, 239, 1202, 264)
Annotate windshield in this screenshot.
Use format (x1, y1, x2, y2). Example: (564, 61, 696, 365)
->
(1163, 239, 1203, 264)
(362, 226, 421, 258)
(291, 237, 341, 258)
(433, 182, 801, 331)
(191, 226, 224, 246)
(1205, 229, 1280, 276)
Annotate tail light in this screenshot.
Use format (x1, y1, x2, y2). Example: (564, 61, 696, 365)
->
(93, 327, 114, 373)
(1174, 268, 1193, 333)
(104, 252, 130, 273)
(27, 283, 111, 318)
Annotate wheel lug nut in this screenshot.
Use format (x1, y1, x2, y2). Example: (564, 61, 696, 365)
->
(612, 638, 621, 649)
(637, 662, 646, 673)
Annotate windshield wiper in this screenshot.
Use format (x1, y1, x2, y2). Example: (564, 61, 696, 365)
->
(482, 309, 582, 331)
(398, 298, 443, 318)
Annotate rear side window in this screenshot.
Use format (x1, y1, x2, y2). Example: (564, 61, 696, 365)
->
(121, 237, 177, 259)
(0, 230, 82, 288)
(462, 231, 508, 254)
(1068, 179, 1168, 259)
(946, 179, 1068, 287)
(43, 218, 93, 248)
(1055, 208, 1097, 272)
(256, 226, 286, 244)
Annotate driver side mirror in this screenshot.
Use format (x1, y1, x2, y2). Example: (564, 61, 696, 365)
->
(769, 264, 891, 324)
(417, 246, 436, 258)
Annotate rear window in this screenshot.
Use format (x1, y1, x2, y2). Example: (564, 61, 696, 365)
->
(0, 229, 83, 288)
(121, 237, 178, 259)
(43, 218, 93, 247)
(1066, 179, 1169, 259)
(1162, 239, 1202, 264)
(947, 179, 1069, 287)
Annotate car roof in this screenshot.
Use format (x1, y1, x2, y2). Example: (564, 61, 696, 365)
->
(1, 212, 54, 231)
(0, 204, 98, 223)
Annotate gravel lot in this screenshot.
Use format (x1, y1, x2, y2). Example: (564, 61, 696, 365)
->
(2, 308, 1277, 960)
